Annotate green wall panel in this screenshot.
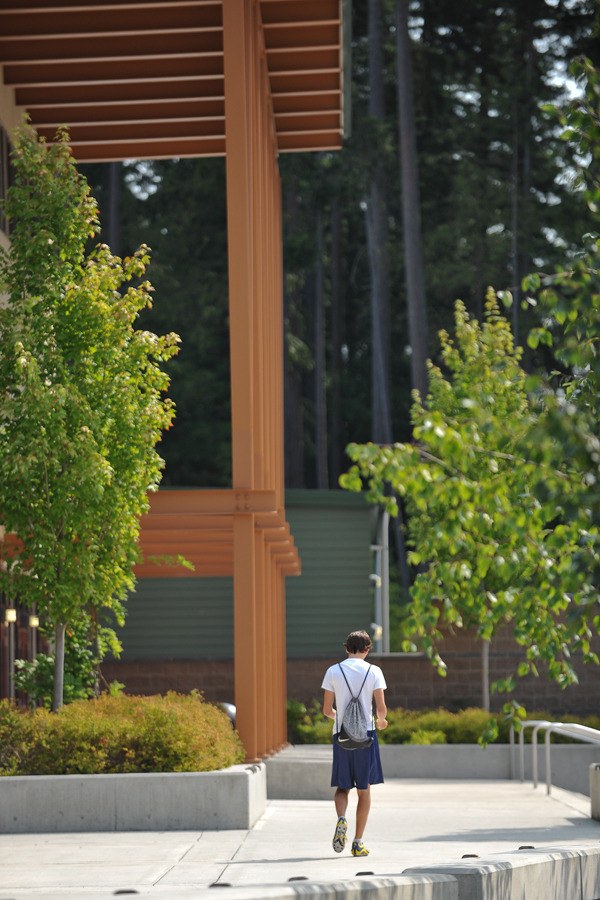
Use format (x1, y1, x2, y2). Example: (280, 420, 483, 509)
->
(117, 491, 373, 661)
(118, 577, 233, 660)
(285, 492, 374, 658)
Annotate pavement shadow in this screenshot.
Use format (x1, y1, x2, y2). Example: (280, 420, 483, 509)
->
(411, 821, 600, 842)
(222, 856, 350, 865)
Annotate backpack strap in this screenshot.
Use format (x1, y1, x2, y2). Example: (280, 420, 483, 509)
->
(338, 663, 372, 700)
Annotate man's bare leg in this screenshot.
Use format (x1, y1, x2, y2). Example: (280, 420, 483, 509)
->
(355, 787, 371, 840)
(332, 788, 349, 853)
(334, 788, 349, 818)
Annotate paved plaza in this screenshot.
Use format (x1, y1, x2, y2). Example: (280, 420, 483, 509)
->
(0, 779, 598, 898)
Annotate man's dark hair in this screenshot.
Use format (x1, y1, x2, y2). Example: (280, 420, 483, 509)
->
(344, 630, 373, 654)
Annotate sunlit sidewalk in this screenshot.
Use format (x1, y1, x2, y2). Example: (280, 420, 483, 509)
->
(0, 779, 598, 897)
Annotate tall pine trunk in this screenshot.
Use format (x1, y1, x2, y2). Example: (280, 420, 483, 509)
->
(314, 209, 329, 488)
(330, 197, 345, 484)
(395, 0, 429, 400)
(283, 189, 306, 487)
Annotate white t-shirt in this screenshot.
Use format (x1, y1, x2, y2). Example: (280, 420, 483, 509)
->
(321, 657, 387, 735)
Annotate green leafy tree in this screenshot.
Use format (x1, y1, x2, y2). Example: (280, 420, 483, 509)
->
(341, 293, 598, 709)
(0, 127, 179, 709)
(524, 56, 600, 632)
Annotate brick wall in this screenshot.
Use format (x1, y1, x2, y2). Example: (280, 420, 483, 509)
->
(101, 659, 235, 702)
(102, 626, 600, 714)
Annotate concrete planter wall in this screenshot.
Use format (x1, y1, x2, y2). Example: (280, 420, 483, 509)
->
(0, 763, 266, 834)
(267, 744, 600, 800)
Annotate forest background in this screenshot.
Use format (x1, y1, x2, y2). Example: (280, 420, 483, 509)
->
(83, 0, 598, 638)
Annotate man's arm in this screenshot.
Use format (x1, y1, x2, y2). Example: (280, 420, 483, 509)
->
(373, 688, 388, 730)
(323, 689, 336, 720)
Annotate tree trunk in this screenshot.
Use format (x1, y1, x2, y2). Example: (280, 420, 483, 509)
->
(367, 0, 392, 445)
(283, 188, 306, 488)
(395, 0, 429, 400)
(106, 162, 122, 256)
(52, 621, 66, 711)
(330, 196, 344, 484)
(511, 103, 520, 343)
(481, 638, 490, 711)
(314, 209, 329, 488)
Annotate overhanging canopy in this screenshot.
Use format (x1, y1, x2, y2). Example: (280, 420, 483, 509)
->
(0, 0, 346, 161)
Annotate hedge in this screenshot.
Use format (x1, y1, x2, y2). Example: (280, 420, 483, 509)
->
(0, 692, 245, 775)
(287, 700, 600, 746)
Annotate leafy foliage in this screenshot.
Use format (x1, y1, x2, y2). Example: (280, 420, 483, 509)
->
(343, 293, 598, 692)
(524, 57, 600, 608)
(286, 700, 600, 745)
(0, 127, 179, 705)
(0, 692, 244, 775)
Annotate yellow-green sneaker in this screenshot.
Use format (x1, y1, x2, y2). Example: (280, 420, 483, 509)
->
(332, 816, 347, 853)
(351, 840, 369, 857)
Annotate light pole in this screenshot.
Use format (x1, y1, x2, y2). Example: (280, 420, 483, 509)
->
(4, 607, 17, 701)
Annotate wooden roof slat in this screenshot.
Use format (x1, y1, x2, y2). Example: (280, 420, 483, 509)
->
(28, 97, 224, 125)
(0, 4, 221, 35)
(4, 55, 222, 86)
(0, 30, 222, 63)
(0, 0, 220, 9)
(35, 117, 225, 142)
(262, 21, 340, 50)
(260, 0, 339, 25)
(275, 110, 340, 131)
(271, 88, 340, 110)
(16, 76, 224, 106)
(266, 47, 339, 72)
(72, 138, 225, 162)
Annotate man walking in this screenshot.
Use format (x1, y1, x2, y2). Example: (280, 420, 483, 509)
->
(322, 630, 388, 857)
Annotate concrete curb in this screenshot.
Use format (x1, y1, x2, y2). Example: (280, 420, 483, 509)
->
(0, 763, 267, 833)
(405, 843, 600, 900)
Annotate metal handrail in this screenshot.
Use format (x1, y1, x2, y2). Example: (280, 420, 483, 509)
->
(510, 719, 600, 795)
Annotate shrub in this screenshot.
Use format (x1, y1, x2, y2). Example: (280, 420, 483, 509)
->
(0, 692, 245, 775)
(407, 729, 447, 745)
(286, 701, 600, 746)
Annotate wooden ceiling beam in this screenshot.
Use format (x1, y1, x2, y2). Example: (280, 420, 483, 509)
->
(16, 77, 224, 106)
(260, 0, 339, 24)
(4, 55, 222, 86)
(262, 21, 340, 50)
(72, 138, 225, 162)
(28, 97, 224, 125)
(0, 30, 222, 63)
(0, 0, 219, 9)
(0, 4, 220, 35)
(266, 46, 339, 71)
(35, 117, 225, 142)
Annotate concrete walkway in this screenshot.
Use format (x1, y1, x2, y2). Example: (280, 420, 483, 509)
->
(0, 779, 598, 898)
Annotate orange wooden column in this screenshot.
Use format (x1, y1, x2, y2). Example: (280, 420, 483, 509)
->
(223, 0, 286, 760)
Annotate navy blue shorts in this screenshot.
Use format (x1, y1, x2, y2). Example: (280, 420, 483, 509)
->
(331, 730, 384, 790)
